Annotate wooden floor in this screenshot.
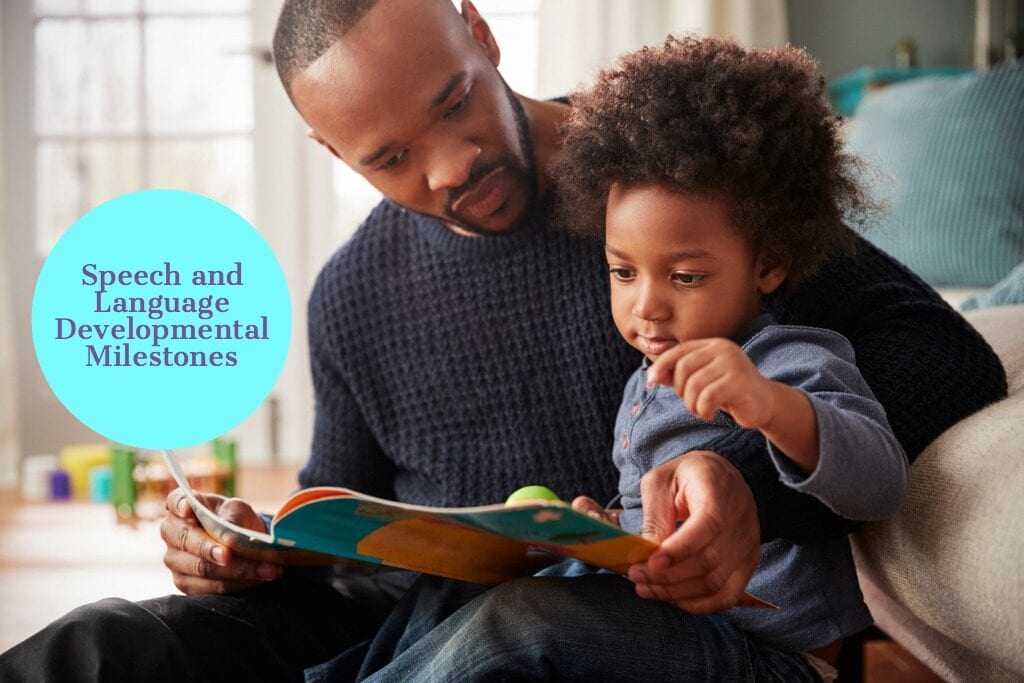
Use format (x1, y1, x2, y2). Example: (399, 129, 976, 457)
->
(0, 465, 943, 681)
(864, 641, 944, 682)
(0, 464, 300, 652)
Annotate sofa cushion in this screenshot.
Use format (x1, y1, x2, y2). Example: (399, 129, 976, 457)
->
(853, 305, 1024, 680)
(845, 62, 1024, 287)
(962, 261, 1024, 312)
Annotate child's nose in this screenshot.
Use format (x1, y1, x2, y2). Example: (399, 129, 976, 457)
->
(631, 282, 670, 322)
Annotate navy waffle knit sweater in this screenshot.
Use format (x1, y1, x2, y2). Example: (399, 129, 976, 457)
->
(302, 197, 1006, 543)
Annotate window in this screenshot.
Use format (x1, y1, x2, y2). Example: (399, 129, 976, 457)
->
(474, 0, 540, 98)
(33, 0, 254, 253)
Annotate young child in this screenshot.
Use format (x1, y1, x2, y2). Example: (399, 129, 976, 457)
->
(551, 36, 909, 677)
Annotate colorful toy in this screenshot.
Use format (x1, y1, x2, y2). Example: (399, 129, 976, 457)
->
(504, 485, 565, 507)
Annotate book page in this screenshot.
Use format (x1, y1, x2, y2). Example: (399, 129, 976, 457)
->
(160, 450, 349, 566)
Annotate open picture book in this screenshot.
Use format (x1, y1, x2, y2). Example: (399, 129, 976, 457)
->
(161, 450, 772, 607)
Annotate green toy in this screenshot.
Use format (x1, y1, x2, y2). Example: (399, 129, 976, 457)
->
(504, 485, 564, 506)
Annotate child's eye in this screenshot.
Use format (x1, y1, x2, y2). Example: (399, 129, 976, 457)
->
(671, 271, 706, 286)
(379, 149, 407, 171)
(609, 267, 635, 282)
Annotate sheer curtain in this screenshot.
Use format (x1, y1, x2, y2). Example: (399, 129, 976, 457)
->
(536, 0, 787, 98)
(0, 9, 21, 488)
(0, 231, 17, 489)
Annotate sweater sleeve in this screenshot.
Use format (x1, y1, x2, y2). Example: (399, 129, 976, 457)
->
(299, 267, 397, 497)
(706, 234, 1007, 543)
(774, 235, 1007, 460)
(748, 326, 909, 521)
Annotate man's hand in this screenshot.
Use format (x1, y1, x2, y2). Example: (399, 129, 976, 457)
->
(628, 451, 760, 613)
(161, 488, 283, 595)
(646, 338, 775, 429)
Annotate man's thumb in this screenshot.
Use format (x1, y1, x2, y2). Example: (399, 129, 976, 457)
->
(639, 487, 678, 543)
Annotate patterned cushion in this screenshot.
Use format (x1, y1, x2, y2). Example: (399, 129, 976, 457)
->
(962, 260, 1024, 311)
(845, 62, 1024, 287)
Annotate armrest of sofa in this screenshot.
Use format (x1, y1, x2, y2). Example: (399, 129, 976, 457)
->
(852, 304, 1024, 681)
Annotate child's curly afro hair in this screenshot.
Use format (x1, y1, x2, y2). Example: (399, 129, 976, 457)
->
(553, 35, 873, 286)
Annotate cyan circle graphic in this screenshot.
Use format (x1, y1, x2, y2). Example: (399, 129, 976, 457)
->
(32, 190, 291, 449)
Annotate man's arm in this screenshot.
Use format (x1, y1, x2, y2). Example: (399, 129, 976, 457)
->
(299, 264, 397, 495)
(159, 268, 396, 595)
(752, 234, 1007, 542)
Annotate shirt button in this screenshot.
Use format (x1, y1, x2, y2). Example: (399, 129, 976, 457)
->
(631, 403, 641, 417)
(622, 434, 630, 450)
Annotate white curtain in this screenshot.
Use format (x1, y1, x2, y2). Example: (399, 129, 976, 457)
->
(0, 8, 21, 489)
(0, 247, 17, 488)
(536, 0, 788, 98)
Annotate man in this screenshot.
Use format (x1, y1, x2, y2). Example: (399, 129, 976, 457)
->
(0, 0, 1005, 680)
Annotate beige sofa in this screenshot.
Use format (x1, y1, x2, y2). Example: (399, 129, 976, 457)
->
(853, 304, 1024, 681)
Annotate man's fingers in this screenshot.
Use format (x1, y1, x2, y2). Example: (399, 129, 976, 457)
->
(638, 470, 681, 543)
(629, 512, 720, 588)
(159, 514, 227, 565)
(632, 564, 732, 603)
(164, 547, 232, 582)
(666, 568, 751, 614)
(658, 490, 725, 559)
(217, 498, 267, 533)
(165, 488, 195, 519)
(159, 489, 281, 597)
(164, 547, 281, 586)
(632, 539, 719, 585)
(167, 553, 263, 596)
(634, 567, 746, 613)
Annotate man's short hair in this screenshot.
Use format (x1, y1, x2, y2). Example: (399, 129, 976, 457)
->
(272, 0, 380, 97)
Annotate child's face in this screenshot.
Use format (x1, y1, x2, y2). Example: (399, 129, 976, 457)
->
(604, 184, 786, 360)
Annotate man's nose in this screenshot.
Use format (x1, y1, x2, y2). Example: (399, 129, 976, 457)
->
(632, 281, 670, 321)
(425, 134, 481, 193)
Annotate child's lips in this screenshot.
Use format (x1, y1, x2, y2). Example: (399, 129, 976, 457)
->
(636, 336, 677, 355)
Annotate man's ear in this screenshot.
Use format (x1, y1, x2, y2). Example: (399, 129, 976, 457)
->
(307, 129, 342, 161)
(460, 0, 500, 66)
(755, 257, 789, 295)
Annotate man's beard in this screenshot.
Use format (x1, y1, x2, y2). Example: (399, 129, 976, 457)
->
(409, 80, 539, 236)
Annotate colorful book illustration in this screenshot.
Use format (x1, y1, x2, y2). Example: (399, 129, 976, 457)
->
(162, 450, 774, 607)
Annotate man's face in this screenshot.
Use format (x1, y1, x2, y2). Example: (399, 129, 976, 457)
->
(290, 0, 536, 235)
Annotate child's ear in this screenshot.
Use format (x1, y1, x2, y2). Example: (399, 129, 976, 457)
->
(460, 1, 501, 66)
(755, 257, 789, 295)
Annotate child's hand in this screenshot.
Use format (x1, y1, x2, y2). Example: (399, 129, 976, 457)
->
(646, 338, 775, 429)
(571, 495, 621, 525)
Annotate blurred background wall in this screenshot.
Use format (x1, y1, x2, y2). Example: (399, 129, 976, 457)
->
(1, 0, 1020, 490)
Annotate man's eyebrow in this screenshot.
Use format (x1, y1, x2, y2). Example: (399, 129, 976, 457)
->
(358, 71, 468, 168)
(430, 71, 467, 109)
(360, 145, 392, 168)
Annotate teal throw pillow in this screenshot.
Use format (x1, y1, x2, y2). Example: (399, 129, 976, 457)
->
(961, 261, 1024, 311)
(845, 62, 1024, 287)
